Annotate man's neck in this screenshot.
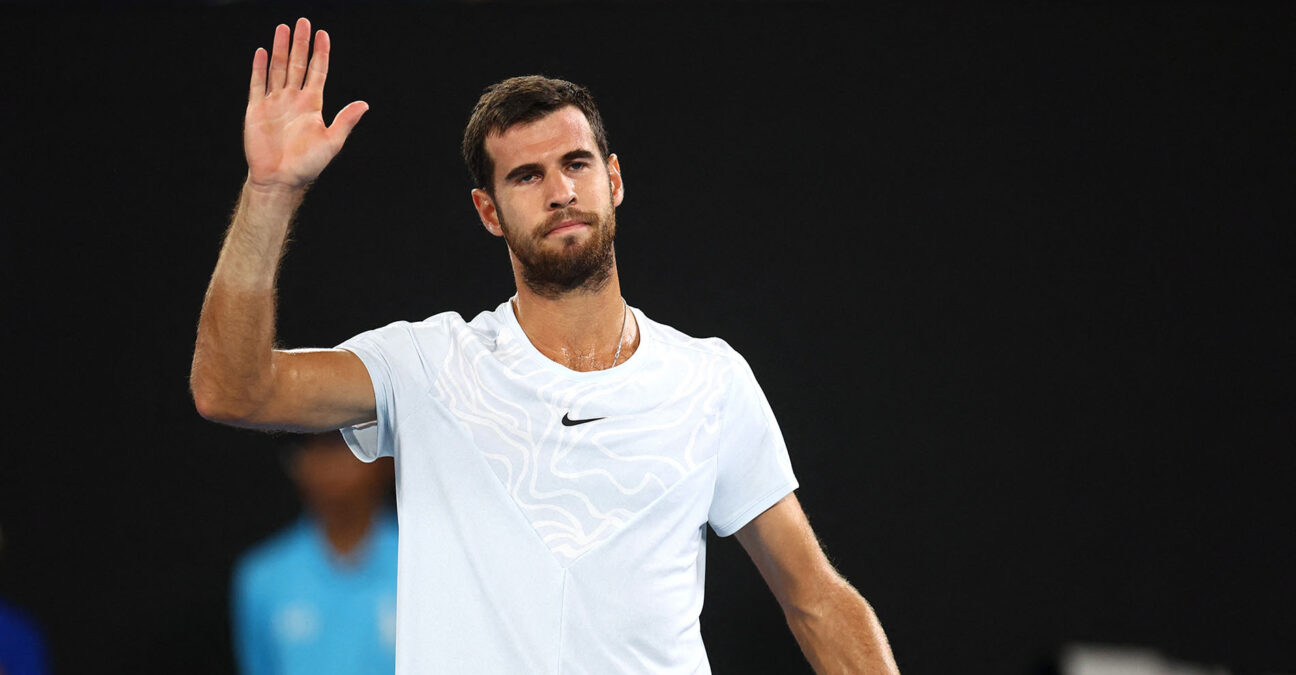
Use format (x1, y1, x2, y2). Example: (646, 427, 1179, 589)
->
(318, 504, 377, 561)
(511, 265, 639, 372)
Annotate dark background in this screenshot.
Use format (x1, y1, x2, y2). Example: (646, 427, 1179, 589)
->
(1, 1, 1292, 673)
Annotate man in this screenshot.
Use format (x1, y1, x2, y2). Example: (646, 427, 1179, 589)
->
(232, 433, 397, 675)
(191, 17, 899, 674)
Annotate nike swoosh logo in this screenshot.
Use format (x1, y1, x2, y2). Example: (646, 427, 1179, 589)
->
(562, 413, 605, 427)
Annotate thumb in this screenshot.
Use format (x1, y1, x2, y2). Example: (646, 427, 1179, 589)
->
(328, 100, 370, 146)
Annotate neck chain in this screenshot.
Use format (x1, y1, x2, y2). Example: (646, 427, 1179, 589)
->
(610, 299, 628, 368)
(511, 296, 629, 370)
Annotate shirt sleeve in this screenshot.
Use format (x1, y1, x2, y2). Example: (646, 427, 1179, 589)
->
(335, 320, 429, 462)
(707, 353, 799, 537)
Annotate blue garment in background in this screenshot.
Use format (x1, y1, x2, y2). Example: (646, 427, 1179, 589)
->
(232, 513, 398, 675)
(0, 599, 48, 675)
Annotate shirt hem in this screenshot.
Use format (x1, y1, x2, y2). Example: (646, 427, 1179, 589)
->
(710, 481, 799, 537)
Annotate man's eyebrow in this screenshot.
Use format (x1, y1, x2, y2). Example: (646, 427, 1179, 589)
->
(502, 150, 599, 184)
(503, 162, 543, 183)
(561, 149, 597, 164)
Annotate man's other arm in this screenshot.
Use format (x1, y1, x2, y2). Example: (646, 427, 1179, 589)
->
(190, 18, 372, 432)
(735, 493, 900, 675)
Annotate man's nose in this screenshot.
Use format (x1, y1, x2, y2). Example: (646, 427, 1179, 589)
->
(547, 174, 577, 210)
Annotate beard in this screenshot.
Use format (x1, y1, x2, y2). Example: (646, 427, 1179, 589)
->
(499, 204, 618, 299)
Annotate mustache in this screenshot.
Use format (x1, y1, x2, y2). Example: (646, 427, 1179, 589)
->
(541, 208, 601, 234)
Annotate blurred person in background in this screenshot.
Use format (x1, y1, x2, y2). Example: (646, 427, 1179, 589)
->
(0, 524, 49, 675)
(231, 432, 397, 675)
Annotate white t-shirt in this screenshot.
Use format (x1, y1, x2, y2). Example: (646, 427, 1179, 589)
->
(338, 300, 797, 674)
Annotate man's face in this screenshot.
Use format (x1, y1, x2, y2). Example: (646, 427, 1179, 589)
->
(471, 106, 625, 297)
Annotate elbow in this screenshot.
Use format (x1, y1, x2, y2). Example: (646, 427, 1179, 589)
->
(191, 382, 239, 425)
(190, 369, 218, 421)
(192, 392, 264, 428)
(190, 374, 260, 426)
(192, 388, 232, 424)
(189, 363, 221, 420)
(189, 352, 278, 426)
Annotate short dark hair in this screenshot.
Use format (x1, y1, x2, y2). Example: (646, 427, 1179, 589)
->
(462, 75, 610, 194)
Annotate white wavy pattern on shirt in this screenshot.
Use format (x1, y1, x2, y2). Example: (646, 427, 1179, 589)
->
(434, 327, 727, 564)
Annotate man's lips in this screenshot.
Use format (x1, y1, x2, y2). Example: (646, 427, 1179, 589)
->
(546, 220, 588, 236)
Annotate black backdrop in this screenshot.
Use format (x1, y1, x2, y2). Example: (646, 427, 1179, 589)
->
(1, 2, 1292, 673)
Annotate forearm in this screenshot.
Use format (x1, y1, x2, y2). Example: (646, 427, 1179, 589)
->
(190, 180, 304, 421)
(784, 577, 899, 675)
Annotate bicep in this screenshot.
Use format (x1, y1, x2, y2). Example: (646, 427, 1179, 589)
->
(256, 348, 376, 431)
(735, 493, 838, 610)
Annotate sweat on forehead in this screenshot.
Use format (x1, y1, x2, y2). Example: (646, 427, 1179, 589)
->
(462, 75, 611, 192)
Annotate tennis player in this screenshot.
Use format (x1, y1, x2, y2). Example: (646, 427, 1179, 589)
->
(192, 18, 899, 674)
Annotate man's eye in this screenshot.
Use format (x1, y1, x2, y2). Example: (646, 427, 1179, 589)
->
(568, 161, 588, 171)
(517, 173, 539, 184)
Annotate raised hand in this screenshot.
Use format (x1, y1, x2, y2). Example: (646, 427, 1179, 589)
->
(244, 18, 368, 190)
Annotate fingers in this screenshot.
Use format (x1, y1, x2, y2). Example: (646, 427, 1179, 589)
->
(286, 17, 312, 90)
(249, 47, 267, 102)
(304, 30, 330, 93)
(267, 23, 290, 92)
(328, 100, 370, 149)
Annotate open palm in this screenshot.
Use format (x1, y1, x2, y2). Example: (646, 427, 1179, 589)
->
(244, 18, 367, 189)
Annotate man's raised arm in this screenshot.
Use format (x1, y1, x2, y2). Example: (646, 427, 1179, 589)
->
(190, 18, 373, 432)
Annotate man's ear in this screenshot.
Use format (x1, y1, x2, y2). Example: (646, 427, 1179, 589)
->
(607, 154, 625, 207)
(471, 188, 504, 237)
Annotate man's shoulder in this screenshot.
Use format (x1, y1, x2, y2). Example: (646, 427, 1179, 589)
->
(641, 310, 747, 367)
(638, 311, 774, 404)
(341, 303, 509, 352)
(362, 309, 477, 338)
